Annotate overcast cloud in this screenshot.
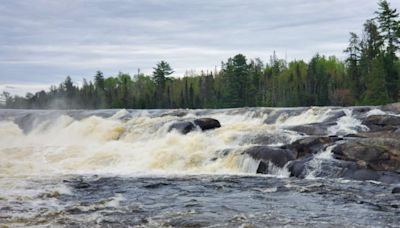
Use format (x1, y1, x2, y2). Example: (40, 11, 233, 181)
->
(0, 0, 399, 95)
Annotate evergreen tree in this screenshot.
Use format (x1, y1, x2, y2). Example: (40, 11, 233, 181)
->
(375, 0, 400, 100)
(362, 56, 390, 105)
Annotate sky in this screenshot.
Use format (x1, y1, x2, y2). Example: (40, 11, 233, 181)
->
(1, 0, 399, 96)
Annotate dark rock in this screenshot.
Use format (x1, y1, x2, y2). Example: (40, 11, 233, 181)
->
(323, 110, 346, 122)
(285, 136, 340, 158)
(392, 187, 400, 194)
(332, 138, 400, 173)
(168, 121, 196, 134)
(287, 155, 314, 178)
(382, 102, 400, 114)
(287, 156, 358, 179)
(244, 146, 295, 174)
(342, 169, 381, 181)
(362, 115, 400, 131)
(343, 134, 366, 138)
(193, 118, 221, 131)
(287, 154, 400, 184)
(351, 106, 373, 116)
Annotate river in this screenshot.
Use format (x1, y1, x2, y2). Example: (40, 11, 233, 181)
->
(0, 107, 399, 227)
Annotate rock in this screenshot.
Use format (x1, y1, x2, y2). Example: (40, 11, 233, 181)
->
(161, 110, 188, 117)
(357, 130, 399, 139)
(342, 169, 381, 181)
(362, 115, 400, 131)
(287, 155, 314, 178)
(285, 136, 340, 158)
(244, 146, 295, 174)
(285, 122, 336, 136)
(323, 110, 346, 122)
(382, 102, 400, 114)
(287, 156, 358, 179)
(263, 108, 305, 124)
(392, 187, 400, 194)
(287, 155, 400, 184)
(351, 107, 372, 117)
(239, 133, 292, 146)
(332, 138, 400, 173)
(168, 118, 221, 134)
(168, 121, 196, 134)
(193, 118, 221, 131)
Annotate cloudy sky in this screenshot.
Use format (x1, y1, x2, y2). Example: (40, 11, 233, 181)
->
(1, 0, 399, 95)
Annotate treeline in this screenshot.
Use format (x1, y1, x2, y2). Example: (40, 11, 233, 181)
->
(1, 0, 399, 109)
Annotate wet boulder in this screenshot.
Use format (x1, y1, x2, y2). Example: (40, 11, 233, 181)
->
(285, 122, 336, 136)
(287, 156, 358, 179)
(193, 118, 221, 131)
(332, 138, 400, 173)
(392, 187, 400, 194)
(351, 106, 372, 116)
(244, 146, 295, 174)
(382, 102, 400, 114)
(168, 121, 196, 134)
(361, 115, 400, 131)
(284, 136, 340, 158)
(286, 155, 314, 178)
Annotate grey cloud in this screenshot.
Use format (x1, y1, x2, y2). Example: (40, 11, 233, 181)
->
(0, 0, 399, 95)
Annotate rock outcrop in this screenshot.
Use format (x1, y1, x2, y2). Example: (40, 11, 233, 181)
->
(168, 118, 221, 134)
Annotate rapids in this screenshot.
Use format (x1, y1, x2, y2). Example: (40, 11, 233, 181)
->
(0, 107, 399, 227)
(0, 108, 322, 176)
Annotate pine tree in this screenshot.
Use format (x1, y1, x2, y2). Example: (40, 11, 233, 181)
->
(362, 56, 390, 105)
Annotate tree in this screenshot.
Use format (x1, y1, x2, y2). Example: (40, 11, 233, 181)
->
(344, 32, 362, 99)
(152, 61, 174, 88)
(375, 0, 400, 100)
(221, 54, 249, 107)
(362, 56, 390, 105)
(152, 61, 174, 108)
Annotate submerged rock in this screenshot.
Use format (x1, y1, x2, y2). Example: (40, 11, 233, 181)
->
(244, 146, 295, 174)
(168, 121, 196, 134)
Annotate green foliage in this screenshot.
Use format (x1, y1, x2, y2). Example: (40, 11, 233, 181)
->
(362, 56, 390, 105)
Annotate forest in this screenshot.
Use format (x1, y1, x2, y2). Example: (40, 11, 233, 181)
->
(1, 0, 400, 109)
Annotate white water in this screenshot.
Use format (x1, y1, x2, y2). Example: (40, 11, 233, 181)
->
(327, 109, 369, 136)
(0, 108, 369, 177)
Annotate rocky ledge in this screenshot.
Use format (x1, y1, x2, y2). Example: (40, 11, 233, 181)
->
(246, 103, 400, 184)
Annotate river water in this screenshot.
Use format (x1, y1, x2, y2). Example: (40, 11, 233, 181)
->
(0, 108, 399, 227)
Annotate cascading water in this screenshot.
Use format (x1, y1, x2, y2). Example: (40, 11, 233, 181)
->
(0, 108, 309, 176)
